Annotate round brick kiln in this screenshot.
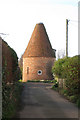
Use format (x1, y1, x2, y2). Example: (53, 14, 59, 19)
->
(22, 23, 56, 82)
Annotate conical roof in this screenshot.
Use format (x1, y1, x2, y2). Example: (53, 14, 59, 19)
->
(23, 23, 55, 58)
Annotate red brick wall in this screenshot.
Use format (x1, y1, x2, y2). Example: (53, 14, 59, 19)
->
(22, 57, 55, 82)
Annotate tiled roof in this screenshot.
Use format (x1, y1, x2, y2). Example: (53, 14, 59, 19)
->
(23, 23, 55, 58)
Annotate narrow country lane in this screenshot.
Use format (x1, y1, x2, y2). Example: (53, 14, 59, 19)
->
(15, 82, 78, 118)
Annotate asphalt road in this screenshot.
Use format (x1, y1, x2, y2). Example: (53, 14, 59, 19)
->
(15, 82, 78, 118)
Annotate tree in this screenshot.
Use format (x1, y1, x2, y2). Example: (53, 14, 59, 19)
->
(18, 54, 23, 79)
(57, 49, 65, 59)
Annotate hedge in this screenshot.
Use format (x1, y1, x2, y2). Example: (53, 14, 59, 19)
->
(52, 55, 80, 96)
(2, 38, 22, 118)
(2, 39, 21, 83)
(2, 81, 23, 118)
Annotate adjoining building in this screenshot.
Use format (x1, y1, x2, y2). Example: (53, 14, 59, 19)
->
(22, 23, 56, 82)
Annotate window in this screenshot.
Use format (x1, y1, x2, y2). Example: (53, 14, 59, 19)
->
(27, 67, 29, 74)
(37, 70, 42, 75)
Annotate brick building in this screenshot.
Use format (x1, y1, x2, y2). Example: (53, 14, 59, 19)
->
(22, 23, 56, 82)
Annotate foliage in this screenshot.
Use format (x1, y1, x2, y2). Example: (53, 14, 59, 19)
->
(14, 66, 22, 81)
(2, 57, 7, 81)
(19, 79, 23, 82)
(63, 55, 79, 96)
(18, 54, 23, 79)
(27, 80, 41, 82)
(52, 57, 68, 78)
(27, 80, 55, 83)
(10, 47, 18, 73)
(43, 80, 54, 83)
(2, 39, 22, 118)
(53, 79, 57, 84)
(76, 97, 80, 107)
(51, 80, 59, 91)
(2, 39, 22, 82)
(52, 55, 80, 106)
(2, 81, 23, 118)
(52, 83, 59, 91)
(57, 49, 65, 59)
(10, 47, 22, 81)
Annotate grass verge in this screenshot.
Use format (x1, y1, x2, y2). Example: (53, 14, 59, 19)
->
(27, 79, 55, 83)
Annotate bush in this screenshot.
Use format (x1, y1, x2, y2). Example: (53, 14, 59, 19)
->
(52, 85, 58, 91)
(52, 57, 68, 78)
(76, 97, 80, 107)
(2, 81, 23, 118)
(2, 39, 22, 83)
(27, 80, 40, 82)
(52, 55, 80, 105)
(52, 81, 59, 91)
(2, 39, 22, 118)
(63, 55, 79, 96)
(43, 80, 54, 83)
(54, 83, 58, 87)
(27, 80, 54, 83)
(69, 95, 77, 103)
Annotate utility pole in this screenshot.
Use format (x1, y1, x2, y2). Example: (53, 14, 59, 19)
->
(66, 19, 69, 57)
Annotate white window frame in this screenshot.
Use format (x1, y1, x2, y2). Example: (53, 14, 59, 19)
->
(37, 70, 42, 75)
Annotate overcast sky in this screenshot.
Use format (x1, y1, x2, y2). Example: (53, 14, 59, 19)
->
(0, 0, 79, 59)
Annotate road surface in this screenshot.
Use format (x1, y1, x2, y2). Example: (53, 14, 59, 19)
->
(15, 82, 79, 118)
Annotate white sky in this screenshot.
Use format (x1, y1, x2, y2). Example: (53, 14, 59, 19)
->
(0, 0, 79, 59)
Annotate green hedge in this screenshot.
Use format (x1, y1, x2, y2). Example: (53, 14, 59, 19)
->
(52, 55, 80, 104)
(2, 81, 23, 118)
(2, 39, 22, 118)
(52, 57, 68, 78)
(63, 56, 79, 95)
(2, 39, 22, 83)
